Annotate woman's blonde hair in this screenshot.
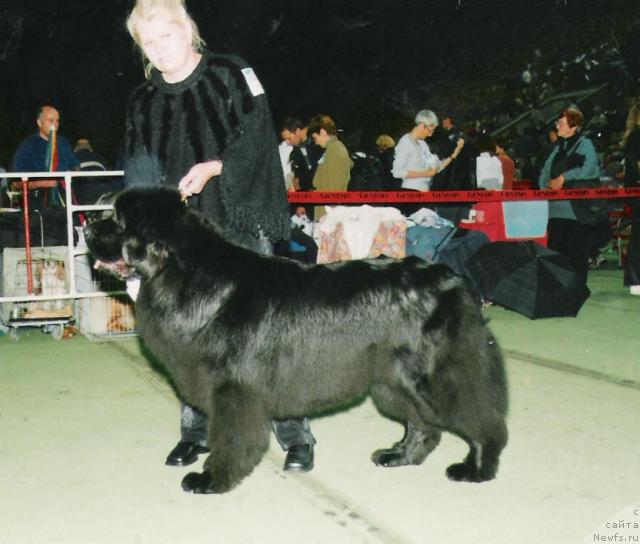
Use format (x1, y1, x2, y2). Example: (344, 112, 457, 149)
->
(126, 0, 206, 79)
(622, 99, 640, 147)
(375, 134, 396, 151)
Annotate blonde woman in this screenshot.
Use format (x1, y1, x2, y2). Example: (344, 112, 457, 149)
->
(375, 134, 398, 189)
(125, 0, 315, 477)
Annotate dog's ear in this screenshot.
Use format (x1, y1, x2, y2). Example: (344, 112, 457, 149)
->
(96, 192, 117, 206)
(146, 241, 170, 263)
(142, 240, 171, 277)
(123, 238, 170, 277)
(84, 192, 117, 225)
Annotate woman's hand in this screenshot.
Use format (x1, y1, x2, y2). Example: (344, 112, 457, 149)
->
(178, 160, 223, 199)
(549, 175, 565, 190)
(452, 138, 465, 158)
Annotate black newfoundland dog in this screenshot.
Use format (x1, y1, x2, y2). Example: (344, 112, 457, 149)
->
(84, 187, 508, 494)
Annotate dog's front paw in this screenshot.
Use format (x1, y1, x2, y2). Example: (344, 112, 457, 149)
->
(181, 471, 236, 494)
(371, 448, 407, 467)
(181, 471, 216, 494)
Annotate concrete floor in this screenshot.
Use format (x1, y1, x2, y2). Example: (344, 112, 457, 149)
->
(1, 260, 639, 544)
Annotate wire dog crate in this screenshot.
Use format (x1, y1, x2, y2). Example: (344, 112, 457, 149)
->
(74, 253, 136, 339)
(3, 246, 73, 341)
(13, 255, 70, 313)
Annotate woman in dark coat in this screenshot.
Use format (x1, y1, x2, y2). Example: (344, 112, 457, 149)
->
(124, 0, 315, 472)
(538, 106, 602, 284)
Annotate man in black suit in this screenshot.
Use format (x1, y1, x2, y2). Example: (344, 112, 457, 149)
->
(281, 118, 324, 200)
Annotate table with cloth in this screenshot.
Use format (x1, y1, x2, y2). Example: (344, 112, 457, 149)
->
(316, 205, 406, 264)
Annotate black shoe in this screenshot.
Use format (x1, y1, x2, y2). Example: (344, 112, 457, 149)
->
(283, 444, 314, 472)
(165, 441, 209, 467)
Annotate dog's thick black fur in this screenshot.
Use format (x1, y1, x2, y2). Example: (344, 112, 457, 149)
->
(84, 187, 508, 494)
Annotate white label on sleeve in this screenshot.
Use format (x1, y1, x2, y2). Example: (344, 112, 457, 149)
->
(241, 67, 265, 96)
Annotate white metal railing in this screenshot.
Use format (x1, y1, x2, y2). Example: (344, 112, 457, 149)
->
(0, 171, 124, 304)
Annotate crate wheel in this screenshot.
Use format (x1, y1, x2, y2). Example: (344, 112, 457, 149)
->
(51, 324, 64, 341)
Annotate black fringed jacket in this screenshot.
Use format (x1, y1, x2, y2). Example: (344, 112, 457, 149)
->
(123, 51, 289, 243)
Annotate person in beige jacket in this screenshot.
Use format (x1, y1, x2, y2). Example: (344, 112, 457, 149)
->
(308, 114, 353, 219)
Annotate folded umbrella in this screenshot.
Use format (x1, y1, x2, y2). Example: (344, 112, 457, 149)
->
(467, 241, 590, 319)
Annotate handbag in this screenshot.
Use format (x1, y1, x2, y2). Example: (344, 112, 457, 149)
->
(564, 177, 608, 225)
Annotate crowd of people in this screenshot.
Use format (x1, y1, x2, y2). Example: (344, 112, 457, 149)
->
(277, 103, 639, 299)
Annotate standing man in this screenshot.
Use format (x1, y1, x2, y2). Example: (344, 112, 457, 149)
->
(125, 0, 315, 473)
(430, 113, 473, 191)
(281, 117, 324, 221)
(495, 138, 515, 190)
(281, 117, 324, 192)
(12, 105, 79, 210)
(74, 138, 108, 171)
(73, 138, 121, 204)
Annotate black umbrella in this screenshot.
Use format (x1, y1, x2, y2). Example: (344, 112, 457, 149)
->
(467, 241, 591, 319)
(434, 229, 490, 300)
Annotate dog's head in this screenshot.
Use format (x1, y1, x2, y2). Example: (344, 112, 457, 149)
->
(84, 187, 185, 279)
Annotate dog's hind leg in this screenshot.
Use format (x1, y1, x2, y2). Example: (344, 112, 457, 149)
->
(371, 420, 441, 467)
(407, 371, 508, 482)
(446, 419, 508, 483)
(370, 383, 442, 467)
(182, 382, 270, 494)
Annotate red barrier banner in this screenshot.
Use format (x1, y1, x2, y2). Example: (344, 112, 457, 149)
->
(288, 187, 640, 204)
